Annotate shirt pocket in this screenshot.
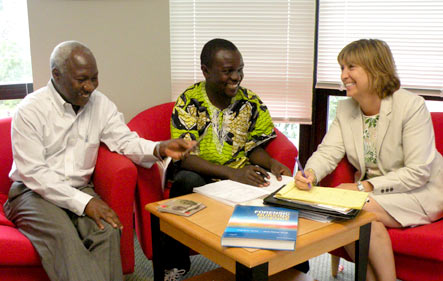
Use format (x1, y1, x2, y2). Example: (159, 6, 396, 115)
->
(80, 142, 100, 169)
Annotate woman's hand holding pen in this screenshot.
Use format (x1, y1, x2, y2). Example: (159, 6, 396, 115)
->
(294, 170, 315, 190)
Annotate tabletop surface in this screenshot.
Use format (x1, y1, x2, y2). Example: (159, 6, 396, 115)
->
(146, 193, 375, 275)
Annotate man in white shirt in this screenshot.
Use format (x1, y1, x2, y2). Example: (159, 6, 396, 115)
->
(3, 41, 194, 281)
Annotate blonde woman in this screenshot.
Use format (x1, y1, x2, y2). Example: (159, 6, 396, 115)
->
(295, 39, 443, 281)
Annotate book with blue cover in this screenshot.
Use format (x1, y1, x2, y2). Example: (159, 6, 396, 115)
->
(221, 205, 299, 251)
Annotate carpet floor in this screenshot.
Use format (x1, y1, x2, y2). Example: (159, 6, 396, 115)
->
(125, 235, 359, 281)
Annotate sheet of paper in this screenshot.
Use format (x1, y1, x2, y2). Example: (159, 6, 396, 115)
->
(276, 181, 368, 210)
(261, 174, 293, 193)
(193, 174, 293, 206)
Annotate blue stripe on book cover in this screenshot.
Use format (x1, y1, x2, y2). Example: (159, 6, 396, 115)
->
(222, 205, 299, 242)
(223, 226, 297, 241)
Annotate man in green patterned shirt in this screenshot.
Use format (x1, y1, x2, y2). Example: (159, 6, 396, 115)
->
(162, 39, 307, 281)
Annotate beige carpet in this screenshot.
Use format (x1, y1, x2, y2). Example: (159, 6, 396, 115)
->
(125, 235, 358, 281)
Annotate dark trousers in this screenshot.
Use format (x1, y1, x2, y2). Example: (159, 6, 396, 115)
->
(164, 170, 310, 274)
(162, 170, 210, 272)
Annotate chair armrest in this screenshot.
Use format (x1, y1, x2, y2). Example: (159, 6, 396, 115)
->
(265, 129, 298, 173)
(320, 157, 356, 187)
(93, 144, 137, 274)
(134, 163, 164, 260)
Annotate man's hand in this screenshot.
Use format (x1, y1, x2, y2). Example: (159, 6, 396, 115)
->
(294, 170, 315, 190)
(157, 139, 196, 160)
(84, 198, 122, 230)
(269, 158, 291, 180)
(229, 165, 271, 187)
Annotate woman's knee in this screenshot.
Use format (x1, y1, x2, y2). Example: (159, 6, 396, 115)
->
(370, 221, 389, 241)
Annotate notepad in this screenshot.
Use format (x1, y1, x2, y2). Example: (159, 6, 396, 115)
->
(275, 181, 368, 210)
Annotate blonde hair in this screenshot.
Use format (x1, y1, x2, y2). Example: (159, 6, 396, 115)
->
(337, 39, 400, 99)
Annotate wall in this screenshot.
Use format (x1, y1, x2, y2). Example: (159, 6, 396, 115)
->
(27, 0, 171, 121)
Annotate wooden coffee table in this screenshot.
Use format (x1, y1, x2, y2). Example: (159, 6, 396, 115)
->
(145, 193, 375, 281)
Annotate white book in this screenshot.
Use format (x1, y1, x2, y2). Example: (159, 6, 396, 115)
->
(193, 174, 293, 206)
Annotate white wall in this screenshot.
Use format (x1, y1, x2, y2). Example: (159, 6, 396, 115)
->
(27, 0, 171, 121)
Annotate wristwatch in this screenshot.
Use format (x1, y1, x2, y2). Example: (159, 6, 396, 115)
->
(357, 181, 365, 192)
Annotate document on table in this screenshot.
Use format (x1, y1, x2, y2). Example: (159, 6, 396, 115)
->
(275, 181, 368, 210)
(193, 174, 293, 206)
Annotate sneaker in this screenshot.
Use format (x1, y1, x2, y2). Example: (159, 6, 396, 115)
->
(164, 268, 187, 281)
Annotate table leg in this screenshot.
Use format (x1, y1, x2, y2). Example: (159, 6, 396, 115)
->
(151, 214, 164, 281)
(354, 222, 371, 281)
(236, 262, 268, 281)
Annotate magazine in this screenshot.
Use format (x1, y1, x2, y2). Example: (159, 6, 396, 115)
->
(157, 199, 206, 217)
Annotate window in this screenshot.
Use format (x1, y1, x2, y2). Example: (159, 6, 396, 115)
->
(327, 96, 443, 131)
(426, 100, 443, 112)
(169, 0, 316, 124)
(274, 122, 300, 147)
(0, 0, 33, 118)
(327, 95, 347, 129)
(316, 0, 443, 99)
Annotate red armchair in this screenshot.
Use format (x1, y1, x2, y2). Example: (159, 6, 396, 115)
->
(127, 102, 299, 260)
(0, 117, 137, 280)
(322, 112, 443, 281)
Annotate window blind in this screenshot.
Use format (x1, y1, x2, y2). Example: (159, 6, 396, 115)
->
(170, 0, 316, 123)
(317, 0, 443, 97)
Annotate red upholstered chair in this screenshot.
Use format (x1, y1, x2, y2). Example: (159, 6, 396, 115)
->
(0, 117, 137, 280)
(127, 102, 299, 260)
(321, 112, 443, 281)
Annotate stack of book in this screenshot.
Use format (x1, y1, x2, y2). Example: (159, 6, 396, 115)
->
(157, 199, 206, 216)
(264, 181, 369, 222)
(221, 205, 299, 251)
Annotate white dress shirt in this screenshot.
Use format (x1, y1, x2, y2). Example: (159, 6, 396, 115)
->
(9, 81, 159, 215)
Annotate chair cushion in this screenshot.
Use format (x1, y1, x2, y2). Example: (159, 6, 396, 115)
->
(394, 253, 443, 281)
(0, 225, 41, 265)
(389, 219, 443, 261)
(330, 220, 443, 263)
(0, 211, 15, 227)
(0, 194, 14, 227)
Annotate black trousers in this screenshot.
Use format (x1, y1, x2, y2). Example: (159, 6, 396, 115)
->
(163, 169, 310, 274)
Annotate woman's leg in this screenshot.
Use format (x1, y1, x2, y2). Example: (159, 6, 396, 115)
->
(344, 197, 400, 281)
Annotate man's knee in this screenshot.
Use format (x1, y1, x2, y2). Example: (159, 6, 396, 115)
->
(81, 221, 121, 252)
(171, 170, 207, 197)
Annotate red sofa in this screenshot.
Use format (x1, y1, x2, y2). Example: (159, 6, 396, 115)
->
(0, 117, 137, 280)
(127, 102, 299, 260)
(322, 112, 443, 281)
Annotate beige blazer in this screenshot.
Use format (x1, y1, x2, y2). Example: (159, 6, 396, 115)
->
(306, 88, 443, 221)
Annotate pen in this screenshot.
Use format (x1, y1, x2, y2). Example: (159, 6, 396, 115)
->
(296, 157, 312, 189)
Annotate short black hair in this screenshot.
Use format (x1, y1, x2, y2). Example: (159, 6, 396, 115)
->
(200, 38, 238, 67)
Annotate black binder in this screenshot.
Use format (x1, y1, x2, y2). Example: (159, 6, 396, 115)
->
(263, 187, 361, 221)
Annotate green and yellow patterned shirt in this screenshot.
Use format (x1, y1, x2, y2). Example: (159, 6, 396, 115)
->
(171, 82, 276, 168)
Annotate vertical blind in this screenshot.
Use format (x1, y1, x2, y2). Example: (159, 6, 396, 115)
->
(316, 0, 443, 97)
(169, 0, 316, 123)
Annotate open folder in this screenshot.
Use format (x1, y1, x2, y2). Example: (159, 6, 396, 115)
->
(275, 181, 369, 210)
